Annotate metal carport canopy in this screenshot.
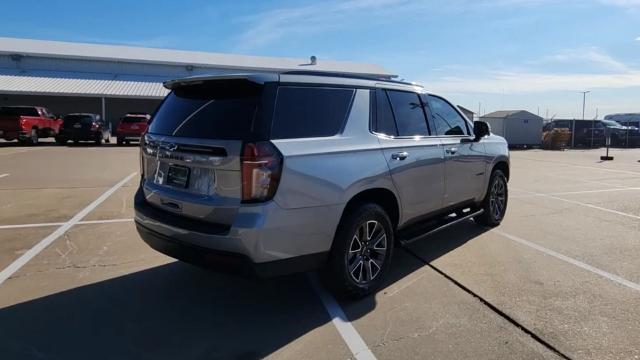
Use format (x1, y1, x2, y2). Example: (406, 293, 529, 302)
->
(0, 70, 168, 99)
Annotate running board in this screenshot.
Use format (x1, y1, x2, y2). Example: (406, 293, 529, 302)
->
(399, 209, 484, 246)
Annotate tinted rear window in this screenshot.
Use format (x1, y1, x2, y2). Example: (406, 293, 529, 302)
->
(63, 115, 94, 127)
(0, 107, 39, 117)
(122, 116, 148, 123)
(270, 86, 354, 139)
(148, 80, 262, 140)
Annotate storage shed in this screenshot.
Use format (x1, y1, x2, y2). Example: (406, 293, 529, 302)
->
(480, 110, 543, 146)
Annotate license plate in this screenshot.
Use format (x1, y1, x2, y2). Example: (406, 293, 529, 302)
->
(166, 165, 190, 188)
(131, 125, 139, 130)
(73, 123, 82, 128)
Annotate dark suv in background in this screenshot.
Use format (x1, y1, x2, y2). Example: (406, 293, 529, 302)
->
(56, 113, 111, 145)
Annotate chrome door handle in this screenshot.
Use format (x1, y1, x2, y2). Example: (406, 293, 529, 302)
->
(391, 151, 409, 160)
(445, 147, 458, 155)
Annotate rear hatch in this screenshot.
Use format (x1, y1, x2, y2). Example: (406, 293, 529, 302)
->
(118, 116, 149, 135)
(62, 115, 94, 135)
(141, 78, 270, 227)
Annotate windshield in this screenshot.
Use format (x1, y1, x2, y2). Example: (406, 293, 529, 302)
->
(601, 120, 623, 127)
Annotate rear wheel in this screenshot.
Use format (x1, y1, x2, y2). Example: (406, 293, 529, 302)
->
(95, 133, 103, 145)
(27, 129, 39, 145)
(117, 137, 124, 146)
(55, 136, 67, 145)
(321, 203, 394, 298)
(474, 169, 508, 226)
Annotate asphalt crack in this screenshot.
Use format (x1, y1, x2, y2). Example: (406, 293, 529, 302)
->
(400, 246, 573, 360)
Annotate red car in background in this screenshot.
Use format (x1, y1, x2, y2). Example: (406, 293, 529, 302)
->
(116, 113, 150, 145)
(0, 106, 63, 145)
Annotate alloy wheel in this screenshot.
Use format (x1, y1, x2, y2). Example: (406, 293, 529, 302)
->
(346, 220, 387, 284)
(489, 177, 506, 220)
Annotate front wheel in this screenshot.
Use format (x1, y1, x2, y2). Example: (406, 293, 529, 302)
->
(475, 169, 508, 226)
(321, 203, 394, 298)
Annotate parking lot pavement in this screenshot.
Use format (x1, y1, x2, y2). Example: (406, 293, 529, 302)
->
(1, 144, 640, 359)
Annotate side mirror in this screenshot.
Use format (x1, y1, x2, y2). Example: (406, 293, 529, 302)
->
(473, 121, 490, 141)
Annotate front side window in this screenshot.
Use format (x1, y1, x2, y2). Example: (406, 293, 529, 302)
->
(427, 95, 469, 136)
(386, 90, 429, 136)
(271, 86, 354, 139)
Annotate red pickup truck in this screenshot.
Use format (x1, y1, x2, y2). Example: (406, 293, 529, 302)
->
(0, 106, 63, 145)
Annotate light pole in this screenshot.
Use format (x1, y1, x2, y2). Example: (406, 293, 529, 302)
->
(580, 90, 591, 147)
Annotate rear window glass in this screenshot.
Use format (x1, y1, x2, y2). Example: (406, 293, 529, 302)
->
(121, 116, 148, 123)
(271, 86, 354, 139)
(0, 107, 39, 117)
(63, 115, 94, 127)
(148, 80, 262, 140)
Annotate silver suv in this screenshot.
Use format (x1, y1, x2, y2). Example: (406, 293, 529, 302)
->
(134, 72, 509, 297)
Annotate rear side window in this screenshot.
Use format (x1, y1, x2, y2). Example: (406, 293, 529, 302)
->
(148, 80, 262, 140)
(386, 90, 429, 136)
(426, 95, 469, 136)
(374, 89, 398, 136)
(271, 86, 354, 139)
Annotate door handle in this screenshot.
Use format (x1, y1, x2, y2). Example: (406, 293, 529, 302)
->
(391, 151, 409, 160)
(445, 147, 458, 155)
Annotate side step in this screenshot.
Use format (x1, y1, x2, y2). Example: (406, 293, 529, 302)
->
(399, 208, 484, 246)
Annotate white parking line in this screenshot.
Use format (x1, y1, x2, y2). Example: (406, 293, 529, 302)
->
(0, 173, 137, 285)
(308, 273, 377, 360)
(0, 173, 9, 179)
(0, 218, 134, 230)
(516, 156, 640, 175)
(512, 187, 640, 220)
(493, 229, 640, 293)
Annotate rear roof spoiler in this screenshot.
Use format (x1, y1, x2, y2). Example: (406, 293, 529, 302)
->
(164, 73, 280, 90)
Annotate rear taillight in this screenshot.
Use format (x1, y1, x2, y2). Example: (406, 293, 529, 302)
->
(241, 141, 282, 203)
(91, 122, 99, 130)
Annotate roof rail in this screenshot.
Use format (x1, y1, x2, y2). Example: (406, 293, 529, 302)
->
(281, 70, 420, 87)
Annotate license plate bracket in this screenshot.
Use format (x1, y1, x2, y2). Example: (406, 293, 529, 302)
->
(166, 164, 190, 188)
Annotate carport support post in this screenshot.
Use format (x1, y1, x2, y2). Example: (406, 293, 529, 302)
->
(101, 97, 107, 133)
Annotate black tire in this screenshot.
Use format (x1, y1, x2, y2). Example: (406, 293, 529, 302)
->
(475, 169, 508, 227)
(27, 129, 39, 146)
(105, 135, 111, 144)
(55, 136, 67, 145)
(95, 133, 103, 145)
(117, 138, 124, 146)
(321, 203, 394, 299)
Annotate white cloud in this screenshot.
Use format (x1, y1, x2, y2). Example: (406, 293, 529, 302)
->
(232, 0, 411, 52)
(532, 47, 629, 71)
(425, 70, 640, 94)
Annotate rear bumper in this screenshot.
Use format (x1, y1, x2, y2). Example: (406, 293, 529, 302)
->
(133, 186, 339, 277)
(136, 223, 327, 277)
(117, 133, 142, 141)
(57, 130, 100, 141)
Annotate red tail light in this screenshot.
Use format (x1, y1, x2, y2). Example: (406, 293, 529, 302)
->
(241, 141, 283, 203)
(91, 122, 99, 130)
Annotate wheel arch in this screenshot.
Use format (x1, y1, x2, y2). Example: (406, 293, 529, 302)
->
(339, 187, 400, 232)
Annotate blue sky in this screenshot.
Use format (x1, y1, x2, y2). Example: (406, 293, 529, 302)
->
(1, 0, 639, 118)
